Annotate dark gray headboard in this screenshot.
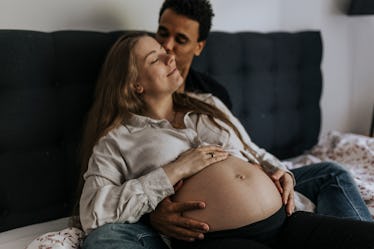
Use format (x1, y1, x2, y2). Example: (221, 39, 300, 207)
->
(193, 31, 322, 159)
(0, 30, 322, 232)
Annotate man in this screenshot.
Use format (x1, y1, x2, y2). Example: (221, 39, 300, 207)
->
(150, 0, 372, 242)
(82, 1, 372, 248)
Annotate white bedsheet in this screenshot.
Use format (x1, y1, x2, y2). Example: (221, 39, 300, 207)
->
(0, 217, 69, 249)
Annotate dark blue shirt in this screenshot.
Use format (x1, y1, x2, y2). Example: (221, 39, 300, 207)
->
(185, 68, 232, 110)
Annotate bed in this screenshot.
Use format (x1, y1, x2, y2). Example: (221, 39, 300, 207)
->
(0, 30, 372, 249)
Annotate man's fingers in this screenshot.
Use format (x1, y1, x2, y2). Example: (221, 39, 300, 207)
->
(159, 223, 204, 241)
(166, 217, 209, 241)
(171, 201, 206, 213)
(172, 216, 209, 232)
(169, 227, 205, 241)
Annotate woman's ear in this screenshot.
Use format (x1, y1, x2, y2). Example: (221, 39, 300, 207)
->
(134, 83, 144, 94)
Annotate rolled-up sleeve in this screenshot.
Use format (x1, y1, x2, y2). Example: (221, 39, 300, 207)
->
(79, 146, 174, 234)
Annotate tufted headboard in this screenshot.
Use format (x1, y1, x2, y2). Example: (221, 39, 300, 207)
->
(0, 30, 322, 232)
(193, 31, 322, 159)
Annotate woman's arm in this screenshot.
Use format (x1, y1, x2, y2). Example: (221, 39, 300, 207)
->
(80, 136, 228, 233)
(79, 150, 175, 233)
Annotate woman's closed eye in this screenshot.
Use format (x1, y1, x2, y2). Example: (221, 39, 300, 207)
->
(151, 58, 159, 64)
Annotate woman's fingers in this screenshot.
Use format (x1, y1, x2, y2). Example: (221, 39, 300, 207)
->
(166, 145, 229, 182)
(285, 190, 295, 215)
(204, 150, 229, 161)
(280, 173, 295, 215)
(197, 145, 229, 163)
(198, 145, 225, 152)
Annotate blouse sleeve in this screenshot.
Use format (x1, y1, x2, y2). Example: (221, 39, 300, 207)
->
(79, 137, 174, 234)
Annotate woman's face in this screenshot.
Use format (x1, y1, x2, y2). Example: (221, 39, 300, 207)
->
(133, 36, 183, 98)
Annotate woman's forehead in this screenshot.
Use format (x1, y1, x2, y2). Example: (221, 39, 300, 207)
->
(134, 36, 159, 57)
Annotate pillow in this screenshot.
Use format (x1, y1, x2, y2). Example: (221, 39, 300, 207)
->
(26, 227, 84, 249)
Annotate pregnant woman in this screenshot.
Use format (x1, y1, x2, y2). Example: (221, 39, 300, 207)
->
(79, 32, 374, 249)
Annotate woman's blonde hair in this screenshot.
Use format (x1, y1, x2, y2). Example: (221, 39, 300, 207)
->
(80, 32, 148, 172)
(73, 31, 249, 227)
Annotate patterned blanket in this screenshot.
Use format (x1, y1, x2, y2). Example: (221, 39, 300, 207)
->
(283, 131, 374, 217)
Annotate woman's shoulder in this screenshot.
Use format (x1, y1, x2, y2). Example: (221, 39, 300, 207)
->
(94, 125, 132, 150)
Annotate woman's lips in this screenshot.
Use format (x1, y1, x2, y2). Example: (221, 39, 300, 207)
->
(167, 68, 177, 77)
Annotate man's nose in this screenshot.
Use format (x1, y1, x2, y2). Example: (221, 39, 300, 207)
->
(162, 37, 174, 53)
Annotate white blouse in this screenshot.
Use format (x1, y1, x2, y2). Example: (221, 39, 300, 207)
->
(79, 93, 295, 233)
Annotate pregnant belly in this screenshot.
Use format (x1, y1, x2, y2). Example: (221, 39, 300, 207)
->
(172, 156, 283, 231)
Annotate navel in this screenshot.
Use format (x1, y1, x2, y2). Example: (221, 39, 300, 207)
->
(235, 174, 246, 180)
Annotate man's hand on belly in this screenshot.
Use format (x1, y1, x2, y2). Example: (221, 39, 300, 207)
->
(149, 182, 210, 241)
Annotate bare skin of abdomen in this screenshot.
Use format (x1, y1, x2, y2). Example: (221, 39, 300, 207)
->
(173, 156, 283, 232)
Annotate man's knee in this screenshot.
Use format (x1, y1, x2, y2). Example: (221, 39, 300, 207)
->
(82, 222, 159, 249)
(82, 223, 116, 248)
(321, 162, 352, 178)
(314, 162, 348, 176)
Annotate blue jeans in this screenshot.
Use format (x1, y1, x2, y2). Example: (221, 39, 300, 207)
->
(292, 162, 372, 221)
(81, 221, 169, 249)
(82, 162, 372, 249)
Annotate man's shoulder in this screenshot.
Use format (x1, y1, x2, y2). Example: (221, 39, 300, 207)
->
(186, 68, 232, 110)
(188, 69, 220, 85)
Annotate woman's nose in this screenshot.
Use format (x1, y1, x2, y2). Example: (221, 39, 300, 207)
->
(164, 53, 174, 65)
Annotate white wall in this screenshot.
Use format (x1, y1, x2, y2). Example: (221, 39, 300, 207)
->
(0, 0, 373, 136)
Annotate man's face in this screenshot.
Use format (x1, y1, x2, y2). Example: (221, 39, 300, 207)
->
(156, 8, 205, 79)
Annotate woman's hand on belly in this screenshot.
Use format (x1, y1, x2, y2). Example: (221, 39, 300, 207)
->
(163, 145, 229, 186)
(267, 169, 295, 216)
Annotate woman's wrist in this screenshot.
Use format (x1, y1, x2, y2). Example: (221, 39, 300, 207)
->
(162, 161, 185, 185)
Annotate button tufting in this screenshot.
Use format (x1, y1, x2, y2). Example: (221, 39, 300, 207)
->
(0, 208, 9, 217)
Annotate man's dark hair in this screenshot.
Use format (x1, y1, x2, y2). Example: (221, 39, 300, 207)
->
(159, 0, 214, 41)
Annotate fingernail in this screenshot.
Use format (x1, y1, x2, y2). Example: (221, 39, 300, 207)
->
(198, 234, 204, 240)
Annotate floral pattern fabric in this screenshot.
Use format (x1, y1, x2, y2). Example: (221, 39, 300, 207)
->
(26, 227, 83, 249)
(283, 131, 374, 218)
